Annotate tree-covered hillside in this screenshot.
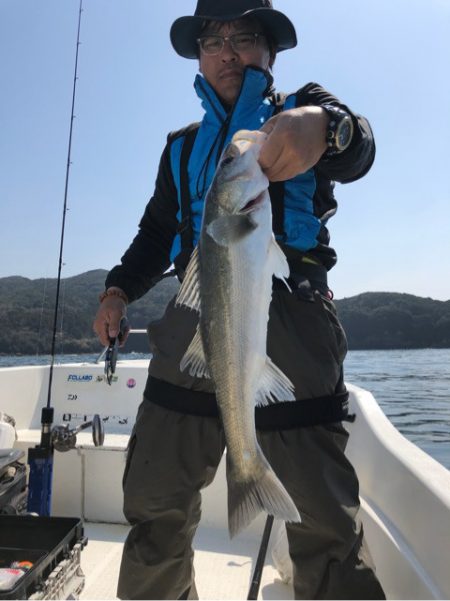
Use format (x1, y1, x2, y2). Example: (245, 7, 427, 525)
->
(1, 272, 449, 355)
(335, 292, 450, 349)
(0, 270, 179, 355)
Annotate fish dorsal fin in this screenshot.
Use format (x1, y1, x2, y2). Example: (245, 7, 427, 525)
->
(268, 235, 292, 291)
(206, 214, 257, 247)
(175, 246, 201, 312)
(255, 357, 296, 406)
(180, 325, 211, 379)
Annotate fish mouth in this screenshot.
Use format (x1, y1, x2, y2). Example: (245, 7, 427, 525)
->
(239, 191, 265, 214)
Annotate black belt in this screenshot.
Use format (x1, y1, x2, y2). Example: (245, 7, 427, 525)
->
(144, 377, 350, 430)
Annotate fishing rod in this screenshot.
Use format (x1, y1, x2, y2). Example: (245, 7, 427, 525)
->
(27, 0, 85, 516)
(247, 514, 274, 600)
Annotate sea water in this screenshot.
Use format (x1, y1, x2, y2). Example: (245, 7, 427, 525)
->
(344, 348, 450, 470)
(1, 349, 449, 469)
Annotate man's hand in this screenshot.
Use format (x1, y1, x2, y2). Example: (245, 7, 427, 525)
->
(93, 296, 129, 347)
(259, 106, 328, 181)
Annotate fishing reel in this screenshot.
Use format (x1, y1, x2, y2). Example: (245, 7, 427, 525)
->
(51, 414, 105, 453)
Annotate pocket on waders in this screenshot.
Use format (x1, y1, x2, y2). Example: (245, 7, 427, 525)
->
(313, 291, 348, 366)
(268, 282, 347, 399)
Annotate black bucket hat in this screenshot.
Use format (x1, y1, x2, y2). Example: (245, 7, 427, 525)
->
(170, 0, 297, 59)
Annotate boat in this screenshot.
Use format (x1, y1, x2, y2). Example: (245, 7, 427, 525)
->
(1, 352, 449, 600)
(2, 2, 449, 597)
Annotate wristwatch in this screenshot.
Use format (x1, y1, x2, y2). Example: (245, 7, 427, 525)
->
(322, 104, 354, 156)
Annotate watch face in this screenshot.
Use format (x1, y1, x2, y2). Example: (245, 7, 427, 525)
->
(336, 117, 353, 150)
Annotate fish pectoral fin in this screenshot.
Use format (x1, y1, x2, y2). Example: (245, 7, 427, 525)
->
(180, 325, 211, 379)
(255, 357, 296, 406)
(175, 246, 201, 312)
(206, 214, 257, 247)
(269, 235, 292, 292)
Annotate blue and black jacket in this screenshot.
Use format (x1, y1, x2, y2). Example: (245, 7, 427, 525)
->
(106, 67, 375, 302)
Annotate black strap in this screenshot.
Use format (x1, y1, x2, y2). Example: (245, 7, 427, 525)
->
(268, 93, 287, 239)
(172, 125, 200, 276)
(144, 376, 351, 430)
(269, 180, 285, 238)
(178, 126, 200, 253)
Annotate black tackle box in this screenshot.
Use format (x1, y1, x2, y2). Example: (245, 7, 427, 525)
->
(0, 451, 27, 515)
(0, 515, 86, 599)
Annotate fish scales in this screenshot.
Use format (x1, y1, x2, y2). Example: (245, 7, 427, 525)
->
(202, 238, 267, 476)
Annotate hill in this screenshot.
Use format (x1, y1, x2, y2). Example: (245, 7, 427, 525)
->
(0, 270, 179, 355)
(335, 292, 450, 349)
(0, 272, 449, 354)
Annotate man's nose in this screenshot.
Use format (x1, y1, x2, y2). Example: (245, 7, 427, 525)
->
(221, 39, 238, 61)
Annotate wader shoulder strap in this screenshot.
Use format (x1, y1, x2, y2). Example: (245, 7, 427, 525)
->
(268, 93, 287, 240)
(179, 125, 200, 251)
(173, 124, 200, 273)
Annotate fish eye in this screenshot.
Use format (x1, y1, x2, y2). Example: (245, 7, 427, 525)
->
(221, 155, 234, 167)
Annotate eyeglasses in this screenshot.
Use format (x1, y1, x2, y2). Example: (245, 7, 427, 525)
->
(197, 32, 266, 56)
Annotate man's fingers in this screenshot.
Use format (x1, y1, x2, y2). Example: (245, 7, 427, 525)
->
(264, 168, 283, 182)
(108, 323, 120, 339)
(93, 321, 111, 347)
(93, 299, 127, 347)
(260, 117, 276, 136)
(260, 107, 327, 180)
(266, 163, 302, 182)
(107, 314, 127, 341)
(259, 116, 279, 169)
(261, 149, 296, 181)
(259, 136, 284, 173)
(95, 318, 126, 348)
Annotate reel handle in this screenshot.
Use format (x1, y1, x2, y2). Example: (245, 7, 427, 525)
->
(52, 414, 105, 452)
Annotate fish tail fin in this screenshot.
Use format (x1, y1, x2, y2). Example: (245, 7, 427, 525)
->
(226, 452, 301, 539)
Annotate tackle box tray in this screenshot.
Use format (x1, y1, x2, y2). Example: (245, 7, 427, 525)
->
(0, 516, 86, 600)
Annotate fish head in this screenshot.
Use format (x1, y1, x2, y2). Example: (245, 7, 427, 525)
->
(211, 130, 269, 217)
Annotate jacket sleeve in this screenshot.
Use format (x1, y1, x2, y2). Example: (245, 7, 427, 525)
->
(105, 138, 179, 303)
(296, 82, 375, 184)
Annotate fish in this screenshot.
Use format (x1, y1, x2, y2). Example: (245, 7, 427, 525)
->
(175, 129, 301, 537)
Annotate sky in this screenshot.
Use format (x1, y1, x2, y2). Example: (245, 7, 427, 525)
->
(1, 0, 449, 301)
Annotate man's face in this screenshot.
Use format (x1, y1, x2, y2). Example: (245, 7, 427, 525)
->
(198, 19, 272, 107)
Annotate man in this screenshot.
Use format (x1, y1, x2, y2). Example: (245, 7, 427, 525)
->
(93, 1, 385, 599)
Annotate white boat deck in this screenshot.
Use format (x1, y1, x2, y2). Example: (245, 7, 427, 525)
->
(80, 522, 293, 600)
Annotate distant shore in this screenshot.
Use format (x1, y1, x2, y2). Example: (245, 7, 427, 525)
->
(1, 270, 449, 354)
